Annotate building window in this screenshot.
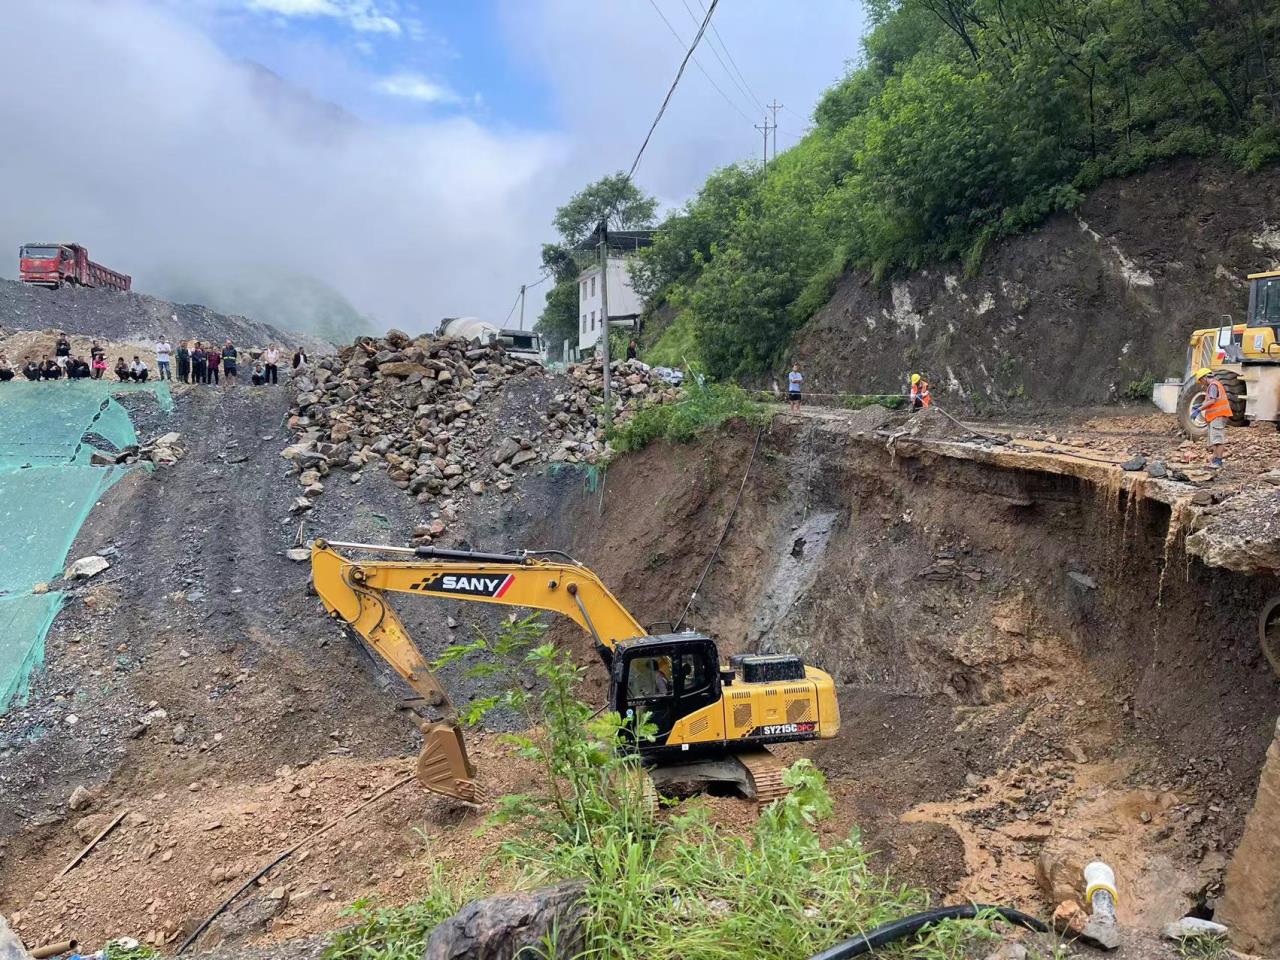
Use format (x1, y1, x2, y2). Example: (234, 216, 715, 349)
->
(581, 281, 587, 300)
(590, 310, 596, 331)
(581, 315, 586, 334)
(590, 276, 596, 297)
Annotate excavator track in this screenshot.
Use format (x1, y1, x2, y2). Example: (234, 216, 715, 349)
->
(738, 748, 789, 808)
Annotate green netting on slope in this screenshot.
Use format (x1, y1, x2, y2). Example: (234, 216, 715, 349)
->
(0, 593, 62, 708)
(0, 380, 169, 710)
(0, 380, 171, 466)
(0, 464, 126, 594)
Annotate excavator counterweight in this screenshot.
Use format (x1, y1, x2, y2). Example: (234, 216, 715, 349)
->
(310, 539, 840, 805)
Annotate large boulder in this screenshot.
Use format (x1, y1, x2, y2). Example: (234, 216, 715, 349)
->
(0, 914, 32, 960)
(422, 881, 586, 960)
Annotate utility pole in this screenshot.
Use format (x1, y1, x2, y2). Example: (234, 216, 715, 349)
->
(767, 99, 783, 162)
(754, 116, 772, 166)
(597, 221, 612, 416)
(517, 284, 526, 330)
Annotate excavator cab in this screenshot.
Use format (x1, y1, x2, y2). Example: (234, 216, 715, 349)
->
(612, 635, 721, 749)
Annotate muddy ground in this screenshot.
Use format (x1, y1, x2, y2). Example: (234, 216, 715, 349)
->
(1, 386, 1276, 959)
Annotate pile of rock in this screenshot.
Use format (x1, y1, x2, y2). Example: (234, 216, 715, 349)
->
(90, 431, 186, 468)
(282, 332, 679, 522)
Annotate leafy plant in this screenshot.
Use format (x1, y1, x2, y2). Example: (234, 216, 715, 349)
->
(103, 942, 160, 960)
(607, 373, 769, 453)
(1123, 373, 1156, 401)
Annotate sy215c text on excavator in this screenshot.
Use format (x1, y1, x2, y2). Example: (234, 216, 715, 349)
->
(311, 540, 841, 805)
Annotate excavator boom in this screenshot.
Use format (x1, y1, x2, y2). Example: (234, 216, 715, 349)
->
(311, 540, 647, 801)
(310, 539, 839, 806)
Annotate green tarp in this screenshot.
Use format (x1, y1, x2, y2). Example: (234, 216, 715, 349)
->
(0, 380, 170, 709)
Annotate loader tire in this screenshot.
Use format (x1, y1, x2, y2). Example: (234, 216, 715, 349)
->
(1176, 381, 1208, 440)
(1217, 370, 1249, 426)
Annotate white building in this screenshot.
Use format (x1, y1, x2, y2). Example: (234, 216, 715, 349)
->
(574, 229, 653, 357)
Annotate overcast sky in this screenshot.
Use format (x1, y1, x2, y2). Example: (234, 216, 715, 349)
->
(0, 0, 865, 335)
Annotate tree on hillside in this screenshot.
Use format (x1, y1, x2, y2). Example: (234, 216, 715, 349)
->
(637, 0, 1280, 380)
(552, 173, 659, 245)
(537, 174, 658, 359)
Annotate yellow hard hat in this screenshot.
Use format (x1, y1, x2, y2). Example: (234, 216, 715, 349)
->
(910, 373, 920, 384)
(1194, 367, 1213, 380)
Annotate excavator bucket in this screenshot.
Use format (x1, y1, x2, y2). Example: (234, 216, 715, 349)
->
(415, 721, 481, 802)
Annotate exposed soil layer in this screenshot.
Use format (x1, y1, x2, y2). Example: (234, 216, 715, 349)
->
(2, 397, 1276, 957)
(794, 158, 1280, 407)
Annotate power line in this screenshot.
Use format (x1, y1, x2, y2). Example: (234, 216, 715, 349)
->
(627, 0, 721, 181)
(695, 0, 766, 109)
(644, 0, 755, 126)
(675, 0, 760, 115)
(502, 288, 522, 326)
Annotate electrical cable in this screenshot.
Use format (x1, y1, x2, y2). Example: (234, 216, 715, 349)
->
(644, 0, 755, 125)
(177, 774, 416, 954)
(808, 904, 1047, 960)
(627, 0, 721, 181)
(695, 0, 766, 109)
(675, 0, 762, 115)
(673, 423, 764, 632)
(502, 288, 523, 326)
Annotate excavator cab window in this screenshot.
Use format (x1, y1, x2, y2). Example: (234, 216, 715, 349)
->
(617, 638, 720, 747)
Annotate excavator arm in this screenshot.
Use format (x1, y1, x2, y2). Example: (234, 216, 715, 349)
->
(310, 539, 648, 801)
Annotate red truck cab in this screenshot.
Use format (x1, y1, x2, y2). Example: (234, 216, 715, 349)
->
(19, 243, 131, 292)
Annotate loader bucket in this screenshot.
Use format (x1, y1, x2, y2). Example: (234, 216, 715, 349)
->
(415, 721, 481, 802)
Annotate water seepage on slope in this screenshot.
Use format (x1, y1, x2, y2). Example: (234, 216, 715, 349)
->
(0, 380, 171, 708)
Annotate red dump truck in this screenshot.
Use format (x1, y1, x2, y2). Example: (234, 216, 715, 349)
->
(18, 243, 131, 292)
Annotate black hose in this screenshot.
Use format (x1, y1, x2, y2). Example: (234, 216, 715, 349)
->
(809, 904, 1047, 960)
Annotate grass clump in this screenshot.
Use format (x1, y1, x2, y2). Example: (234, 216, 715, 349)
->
(607, 371, 769, 453)
(330, 621, 1004, 960)
(325, 863, 483, 960)
(103, 943, 160, 960)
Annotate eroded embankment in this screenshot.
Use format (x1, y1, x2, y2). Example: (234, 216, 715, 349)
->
(5, 409, 1277, 954)
(578, 418, 1280, 930)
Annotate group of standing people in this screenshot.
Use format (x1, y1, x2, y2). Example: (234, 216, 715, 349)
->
(168, 341, 299, 387)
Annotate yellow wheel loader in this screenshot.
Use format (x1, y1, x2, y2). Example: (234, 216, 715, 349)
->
(1155, 270, 1280, 438)
(310, 540, 841, 805)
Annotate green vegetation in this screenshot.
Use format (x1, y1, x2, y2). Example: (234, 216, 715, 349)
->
(606, 374, 769, 453)
(1175, 934, 1230, 960)
(536, 174, 658, 361)
(325, 865, 483, 960)
(103, 942, 160, 960)
(1123, 373, 1156, 402)
(329, 621, 1007, 960)
(636, 0, 1280, 380)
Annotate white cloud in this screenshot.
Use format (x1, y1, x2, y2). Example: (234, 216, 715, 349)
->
(0, 0, 866, 334)
(376, 73, 461, 104)
(499, 0, 864, 204)
(0, 1, 564, 334)
(245, 0, 401, 35)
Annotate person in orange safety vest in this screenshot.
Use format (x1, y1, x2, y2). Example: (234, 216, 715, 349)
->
(1193, 367, 1230, 468)
(910, 374, 932, 411)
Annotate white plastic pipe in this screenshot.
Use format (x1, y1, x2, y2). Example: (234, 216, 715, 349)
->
(1084, 861, 1118, 923)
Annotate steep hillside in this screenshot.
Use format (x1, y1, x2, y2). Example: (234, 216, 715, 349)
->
(793, 160, 1280, 407)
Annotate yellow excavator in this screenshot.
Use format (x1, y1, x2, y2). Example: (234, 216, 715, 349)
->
(1158, 269, 1280, 436)
(311, 539, 840, 805)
